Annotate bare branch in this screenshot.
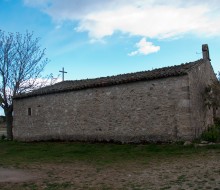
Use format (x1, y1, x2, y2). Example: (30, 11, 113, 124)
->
(0, 30, 50, 103)
(0, 30, 52, 139)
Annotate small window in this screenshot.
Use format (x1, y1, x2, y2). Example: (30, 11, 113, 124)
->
(28, 108, 32, 116)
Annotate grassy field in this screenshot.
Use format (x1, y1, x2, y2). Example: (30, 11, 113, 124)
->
(0, 141, 220, 189)
(0, 141, 217, 165)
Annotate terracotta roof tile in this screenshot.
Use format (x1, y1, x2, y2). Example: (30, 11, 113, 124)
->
(14, 59, 204, 99)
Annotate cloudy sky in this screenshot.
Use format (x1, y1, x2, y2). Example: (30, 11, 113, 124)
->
(0, 0, 220, 81)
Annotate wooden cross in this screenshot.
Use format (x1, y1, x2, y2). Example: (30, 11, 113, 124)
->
(59, 67, 67, 81)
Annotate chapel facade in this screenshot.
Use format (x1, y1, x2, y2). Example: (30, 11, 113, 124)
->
(13, 44, 217, 143)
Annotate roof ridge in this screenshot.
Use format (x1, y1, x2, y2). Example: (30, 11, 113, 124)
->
(14, 59, 204, 99)
(53, 59, 203, 84)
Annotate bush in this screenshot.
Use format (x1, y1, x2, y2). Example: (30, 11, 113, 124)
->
(1, 134, 6, 140)
(214, 117, 220, 125)
(201, 124, 220, 142)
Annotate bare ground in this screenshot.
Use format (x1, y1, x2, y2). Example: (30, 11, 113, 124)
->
(0, 168, 41, 183)
(0, 150, 220, 190)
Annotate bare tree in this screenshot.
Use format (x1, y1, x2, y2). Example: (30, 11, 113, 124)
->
(0, 30, 50, 140)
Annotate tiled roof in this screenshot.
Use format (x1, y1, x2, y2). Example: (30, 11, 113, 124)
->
(14, 59, 204, 99)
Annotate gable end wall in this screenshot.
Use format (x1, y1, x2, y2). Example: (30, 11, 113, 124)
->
(188, 60, 217, 138)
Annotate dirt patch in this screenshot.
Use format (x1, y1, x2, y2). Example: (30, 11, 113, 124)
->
(35, 153, 220, 189)
(0, 167, 41, 183)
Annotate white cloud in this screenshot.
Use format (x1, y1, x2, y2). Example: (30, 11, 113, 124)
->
(23, 0, 220, 40)
(19, 77, 62, 93)
(128, 38, 160, 56)
(23, 0, 220, 57)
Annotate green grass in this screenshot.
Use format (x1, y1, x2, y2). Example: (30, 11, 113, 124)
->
(0, 141, 219, 166)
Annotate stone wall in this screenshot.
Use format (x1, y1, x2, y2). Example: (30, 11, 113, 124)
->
(188, 60, 217, 138)
(13, 75, 193, 143)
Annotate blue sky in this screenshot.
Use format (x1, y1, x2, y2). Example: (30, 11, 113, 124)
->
(0, 0, 220, 80)
(1, 0, 220, 116)
(1, 0, 220, 82)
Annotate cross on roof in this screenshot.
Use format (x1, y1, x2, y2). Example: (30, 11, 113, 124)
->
(59, 67, 67, 81)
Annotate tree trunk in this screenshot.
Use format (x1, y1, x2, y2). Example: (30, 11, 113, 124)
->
(4, 109, 13, 140)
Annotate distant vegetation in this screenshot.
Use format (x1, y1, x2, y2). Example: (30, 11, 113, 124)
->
(204, 80, 220, 117)
(203, 72, 220, 142)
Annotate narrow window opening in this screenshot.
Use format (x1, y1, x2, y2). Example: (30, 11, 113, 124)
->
(28, 108, 32, 116)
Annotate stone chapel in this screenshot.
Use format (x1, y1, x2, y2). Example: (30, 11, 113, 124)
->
(13, 44, 217, 143)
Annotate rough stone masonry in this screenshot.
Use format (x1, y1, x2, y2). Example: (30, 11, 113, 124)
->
(13, 44, 217, 143)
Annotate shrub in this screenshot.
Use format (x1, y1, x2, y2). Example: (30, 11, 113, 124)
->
(201, 124, 220, 142)
(1, 134, 6, 140)
(214, 117, 220, 126)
